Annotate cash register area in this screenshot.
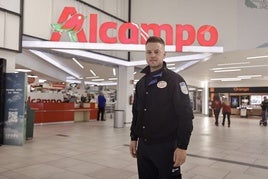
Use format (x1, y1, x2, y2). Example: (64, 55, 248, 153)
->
(0, 114, 267, 179)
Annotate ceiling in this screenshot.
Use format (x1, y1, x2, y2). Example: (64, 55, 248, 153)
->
(18, 38, 268, 88)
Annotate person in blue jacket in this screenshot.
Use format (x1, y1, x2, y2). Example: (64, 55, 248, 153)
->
(97, 92, 106, 121)
(129, 36, 194, 179)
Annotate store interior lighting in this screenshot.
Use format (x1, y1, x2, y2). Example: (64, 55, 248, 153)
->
(246, 55, 268, 60)
(214, 69, 241, 73)
(72, 58, 84, 69)
(89, 69, 97, 76)
(29, 50, 81, 79)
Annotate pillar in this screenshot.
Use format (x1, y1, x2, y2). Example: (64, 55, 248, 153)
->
(116, 66, 134, 126)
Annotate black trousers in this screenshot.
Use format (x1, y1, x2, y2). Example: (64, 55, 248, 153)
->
(222, 112, 231, 125)
(137, 140, 182, 179)
(214, 109, 220, 125)
(97, 107, 105, 120)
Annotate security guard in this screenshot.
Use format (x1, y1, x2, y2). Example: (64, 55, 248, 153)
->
(129, 36, 194, 179)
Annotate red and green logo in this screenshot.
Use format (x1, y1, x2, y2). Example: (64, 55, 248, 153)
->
(51, 7, 87, 42)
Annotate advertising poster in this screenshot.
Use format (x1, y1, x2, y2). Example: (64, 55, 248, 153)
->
(231, 96, 239, 108)
(3, 72, 26, 146)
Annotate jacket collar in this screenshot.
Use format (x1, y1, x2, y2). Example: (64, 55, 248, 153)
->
(141, 61, 167, 75)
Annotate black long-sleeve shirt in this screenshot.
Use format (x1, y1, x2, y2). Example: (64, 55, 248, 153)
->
(130, 62, 194, 150)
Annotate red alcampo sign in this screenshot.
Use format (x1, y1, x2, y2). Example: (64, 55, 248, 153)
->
(50, 7, 219, 52)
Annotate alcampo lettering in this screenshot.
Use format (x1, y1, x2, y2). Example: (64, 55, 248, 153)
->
(28, 96, 63, 103)
(51, 7, 219, 52)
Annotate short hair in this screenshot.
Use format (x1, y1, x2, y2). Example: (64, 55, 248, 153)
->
(145, 36, 165, 45)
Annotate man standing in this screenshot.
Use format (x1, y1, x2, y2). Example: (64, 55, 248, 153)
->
(129, 36, 194, 179)
(97, 92, 106, 121)
(260, 96, 268, 126)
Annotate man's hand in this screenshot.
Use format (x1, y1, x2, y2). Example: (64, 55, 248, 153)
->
(129, 141, 137, 158)
(173, 148, 186, 167)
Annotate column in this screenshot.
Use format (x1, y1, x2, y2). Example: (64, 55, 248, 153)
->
(116, 66, 134, 126)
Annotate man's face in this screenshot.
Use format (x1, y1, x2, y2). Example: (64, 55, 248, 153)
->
(145, 42, 166, 72)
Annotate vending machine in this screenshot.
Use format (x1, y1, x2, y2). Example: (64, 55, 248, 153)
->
(0, 58, 6, 145)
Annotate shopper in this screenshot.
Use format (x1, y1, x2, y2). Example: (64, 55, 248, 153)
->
(211, 95, 222, 126)
(222, 98, 231, 127)
(129, 36, 194, 179)
(97, 92, 106, 121)
(260, 96, 268, 126)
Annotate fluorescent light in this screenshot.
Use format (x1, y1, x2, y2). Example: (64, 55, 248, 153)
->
(237, 75, 262, 79)
(189, 87, 196, 91)
(108, 78, 118, 81)
(90, 69, 96, 76)
(214, 69, 241, 72)
(168, 67, 176, 70)
(66, 79, 82, 83)
(72, 58, 84, 69)
(221, 78, 241, 81)
(217, 62, 250, 66)
(84, 81, 117, 86)
(113, 68, 116, 76)
(85, 76, 99, 79)
(247, 55, 268, 60)
(28, 75, 38, 78)
(211, 75, 262, 82)
(167, 63, 175, 67)
(210, 78, 241, 81)
(16, 69, 32, 72)
(39, 79, 47, 83)
(66, 76, 75, 79)
(92, 78, 104, 82)
(211, 64, 268, 71)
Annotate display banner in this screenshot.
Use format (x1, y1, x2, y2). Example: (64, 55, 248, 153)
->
(3, 72, 27, 146)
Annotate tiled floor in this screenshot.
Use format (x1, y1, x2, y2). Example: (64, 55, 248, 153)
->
(0, 114, 268, 179)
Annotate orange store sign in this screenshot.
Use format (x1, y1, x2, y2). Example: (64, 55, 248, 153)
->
(50, 7, 219, 52)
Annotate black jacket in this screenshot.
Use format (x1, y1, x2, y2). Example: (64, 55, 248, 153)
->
(130, 62, 194, 150)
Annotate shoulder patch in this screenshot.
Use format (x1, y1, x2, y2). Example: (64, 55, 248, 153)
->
(179, 82, 189, 94)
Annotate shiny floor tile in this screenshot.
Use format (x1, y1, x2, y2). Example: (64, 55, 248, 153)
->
(0, 114, 267, 179)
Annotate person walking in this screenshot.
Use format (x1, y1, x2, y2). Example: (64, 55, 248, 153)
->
(222, 98, 231, 127)
(97, 92, 106, 121)
(260, 96, 268, 126)
(211, 95, 222, 126)
(129, 36, 194, 179)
